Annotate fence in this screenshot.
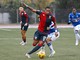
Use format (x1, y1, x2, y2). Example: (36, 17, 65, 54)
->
(0, 8, 17, 24)
(0, 8, 80, 24)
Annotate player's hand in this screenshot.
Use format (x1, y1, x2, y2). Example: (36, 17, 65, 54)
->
(47, 27, 50, 30)
(55, 32, 58, 37)
(20, 21, 22, 24)
(24, 23, 28, 26)
(23, 3, 29, 7)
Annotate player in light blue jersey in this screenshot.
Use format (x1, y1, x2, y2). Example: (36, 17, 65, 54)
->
(68, 8, 80, 45)
(37, 22, 60, 57)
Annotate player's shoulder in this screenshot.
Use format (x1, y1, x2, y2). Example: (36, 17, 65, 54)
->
(20, 11, 27, 15)
(37, 10, 42, 12)
(69, 12, 73, 16)
(50, 14, 55, 19)
(36, 10, 43, 15)
(23, 11, 27, 14)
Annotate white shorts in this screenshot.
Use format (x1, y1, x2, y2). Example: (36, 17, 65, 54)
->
(74, 24, 80, 31)
(47, 32, 60, 41)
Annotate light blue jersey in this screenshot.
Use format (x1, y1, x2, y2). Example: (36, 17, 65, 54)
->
(68, 12, 80, 26)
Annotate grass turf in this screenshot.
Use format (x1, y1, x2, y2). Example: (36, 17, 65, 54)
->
(0, 28, 80, 60)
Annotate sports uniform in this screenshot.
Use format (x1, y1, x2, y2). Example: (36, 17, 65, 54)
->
(26, 10, 56, 58)
(23, 3, 58, 58)
(68, 11, 80, 45)
(19, 7, 29, 45)
(47, 22, 60, 41)
(34, 10, 56, 42)
(37, 22, 60, 57)
(20, 11, 29, 31)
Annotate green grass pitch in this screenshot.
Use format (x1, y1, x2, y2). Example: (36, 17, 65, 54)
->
(0, 28, 80, 60)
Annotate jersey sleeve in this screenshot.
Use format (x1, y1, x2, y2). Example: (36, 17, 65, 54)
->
(68, 14, 72, 24)
(51, 16, 57, 28)
(51, 16, 56, 23)
(78, 13, 80, 17)
(23, 12, 28, 23)
(36, 10, 42, 15)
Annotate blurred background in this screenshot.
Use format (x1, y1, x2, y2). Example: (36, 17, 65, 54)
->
(0, 0, 80, 24)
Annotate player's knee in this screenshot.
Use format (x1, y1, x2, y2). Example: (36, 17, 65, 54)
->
(47, 42, 51, 46)
(38, 43, 43, 47)
(32, 43, 37, 46)
(46, 37, 51, 42)
(38, 41, 43, 47)
(75, 30, 78, 34)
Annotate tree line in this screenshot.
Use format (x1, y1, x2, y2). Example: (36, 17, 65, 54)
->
(0, 0, 80, 23)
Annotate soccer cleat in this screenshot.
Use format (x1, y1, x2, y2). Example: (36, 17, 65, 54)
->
(21, 42, 27, 46)
(20, 41, 27, 46)
(49, 51, 55, 57)
(25, 53, 31, 58)
(20, 41, 24, 44)
(75, 42, 79, 46)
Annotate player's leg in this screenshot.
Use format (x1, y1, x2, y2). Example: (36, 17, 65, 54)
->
(25, 38, 39, 58)
(25, 40, 44, 58)
(74, 30, 80, 45)
(32, 30, 40, 46)
(20, 25, 28, 45)
(36, 36, 46, 55)
(74, 25, 80, 45)
(20, 30, 27, 45)
(20, 25, 29, 45)
(46, 37, 55, 57)
(25, 30, 41, 58)
(29, 40, 44, 54)
(25, 31, 46, 58)
(32, 40, 39, 46)
(46, 33, 58, 57)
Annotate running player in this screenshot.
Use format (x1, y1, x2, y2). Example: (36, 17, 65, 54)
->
(19, 7, 29, 45)
(23, 3, 58, 58)
(68, 8, 80, 46)
(37, 22, 60, 57)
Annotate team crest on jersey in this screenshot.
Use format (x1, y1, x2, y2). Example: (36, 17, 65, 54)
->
(43, 14, 45, 16)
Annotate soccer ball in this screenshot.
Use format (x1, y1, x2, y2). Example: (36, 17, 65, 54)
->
(38, 51, 46, 59)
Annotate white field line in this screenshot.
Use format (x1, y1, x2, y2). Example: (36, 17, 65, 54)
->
(0, 28, 11, 31)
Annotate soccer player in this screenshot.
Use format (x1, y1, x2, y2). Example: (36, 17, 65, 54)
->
(19, 7, 29, 45)
(37, 22, 60, 57)
(23, 3, 58, 58)
(68, 8, 80, 46)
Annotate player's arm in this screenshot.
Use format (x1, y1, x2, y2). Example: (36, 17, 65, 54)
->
(19, 12, 22, 24)
(78, 13, 80, 20)
(52, 16, 58, 37)
(24, 11, 29, 26)
(23, 3, 37, 13)
(23, 3, 42, 15)
(68, 14, 71, 24)
(52, 16, 57, 30)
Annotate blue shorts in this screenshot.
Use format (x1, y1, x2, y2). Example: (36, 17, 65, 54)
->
(34, 30, 47, 42)
(21, 24, 29, 31)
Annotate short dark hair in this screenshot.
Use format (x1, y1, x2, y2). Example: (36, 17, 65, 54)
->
(45, 6, 50, 9)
